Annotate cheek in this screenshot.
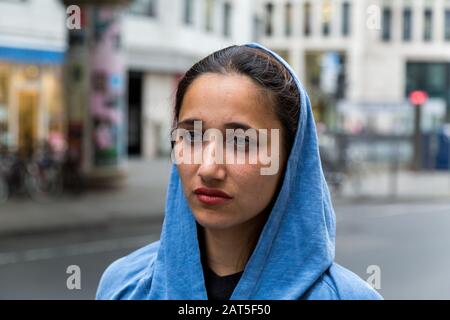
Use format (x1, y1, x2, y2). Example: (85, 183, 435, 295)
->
(231, 164, 281, 209)
(177, 164, 197, 191)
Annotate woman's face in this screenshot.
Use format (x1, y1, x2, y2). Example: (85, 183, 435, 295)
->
(176, 73, 287, 230)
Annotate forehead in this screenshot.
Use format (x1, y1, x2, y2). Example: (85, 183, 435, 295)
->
(179, 73, 280, 130)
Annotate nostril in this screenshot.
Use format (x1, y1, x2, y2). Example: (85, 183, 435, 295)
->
(197, 164, 227, 182)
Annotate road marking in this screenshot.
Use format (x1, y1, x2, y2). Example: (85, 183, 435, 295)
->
(0, 234, 159, 266)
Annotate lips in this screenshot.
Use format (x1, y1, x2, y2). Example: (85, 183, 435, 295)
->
(194, 187, 233, 205)
(194, 187, 232, 198)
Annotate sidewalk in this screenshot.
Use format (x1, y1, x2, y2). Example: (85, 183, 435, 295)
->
(0, 158, 172, 237)
(1, 158, 449, 237)
(338, 168, 450, 202)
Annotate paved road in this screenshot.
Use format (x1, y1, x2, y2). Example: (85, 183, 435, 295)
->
(0, 221, 163, 300)
(1, 199, 449, 299)
(335, 199, 450, 299)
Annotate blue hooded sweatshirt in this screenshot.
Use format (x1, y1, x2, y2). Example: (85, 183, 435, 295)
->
(96, 43, 383, 300)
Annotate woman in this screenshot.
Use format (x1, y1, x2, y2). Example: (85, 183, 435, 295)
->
(96, 43, 382, 300)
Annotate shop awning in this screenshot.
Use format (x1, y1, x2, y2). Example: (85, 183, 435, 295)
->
(0, 46, 65, 65)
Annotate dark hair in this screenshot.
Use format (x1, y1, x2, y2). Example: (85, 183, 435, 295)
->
(173, 45, 300, 155)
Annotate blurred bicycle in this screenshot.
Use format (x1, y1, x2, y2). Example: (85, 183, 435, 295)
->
(0, 146, 30, 203)
(320, 145, 345, 196)
(0, 145, 9, 203)
(0, 141, 84, 204)
(318, 131, 369, 197)
(25, 141, 63, 202)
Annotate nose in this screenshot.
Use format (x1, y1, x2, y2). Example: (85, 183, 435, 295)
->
(197, 141, 226, 182)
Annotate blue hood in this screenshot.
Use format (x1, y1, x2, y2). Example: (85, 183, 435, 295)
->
(96, 43, 382, 300)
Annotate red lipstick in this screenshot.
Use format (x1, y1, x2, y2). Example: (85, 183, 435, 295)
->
(194, 187, 233, 205)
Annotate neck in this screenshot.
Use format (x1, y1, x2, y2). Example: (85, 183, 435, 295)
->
(200, 212, 268, 277)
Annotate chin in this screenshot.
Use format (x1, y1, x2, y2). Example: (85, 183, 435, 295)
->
(192, 209, 240, 230)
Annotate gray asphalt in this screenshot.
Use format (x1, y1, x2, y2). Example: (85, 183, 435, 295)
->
(335, 199, 450, 299)
(0, 221, 162, 300)
(0, 199, 449, 300)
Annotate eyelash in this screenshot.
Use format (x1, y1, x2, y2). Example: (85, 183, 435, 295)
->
(184, 130, 252, 149)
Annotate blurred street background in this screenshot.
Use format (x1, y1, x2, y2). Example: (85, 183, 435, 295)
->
(1, 0, 450, 299)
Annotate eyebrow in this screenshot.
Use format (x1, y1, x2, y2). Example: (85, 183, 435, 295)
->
(224, 122, 254, 131)
(177, 118, 254, 131)
(177, 118, 201, 127)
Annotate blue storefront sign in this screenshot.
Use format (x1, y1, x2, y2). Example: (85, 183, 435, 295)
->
(0, 46, 65, 65)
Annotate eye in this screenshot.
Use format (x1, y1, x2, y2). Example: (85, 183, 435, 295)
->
(226, 135, 251, 151)
(185, 130, 203, 144)
(236, 136, 250, 146)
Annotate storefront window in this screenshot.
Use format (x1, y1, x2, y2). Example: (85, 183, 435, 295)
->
(45, 67, 66, 155)
(0, 64, 10, 147)
(129, 0, 157, 17)
(427, 63, 446, 94)
(204, 0, 214, 32)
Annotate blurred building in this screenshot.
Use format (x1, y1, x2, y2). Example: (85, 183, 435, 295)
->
(5, 0, 448, 164)
(123, 0, 256, 157)
(257, 0, 450, 127)
(0, 0, 66, 157)
(0, 0, 257, 161)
